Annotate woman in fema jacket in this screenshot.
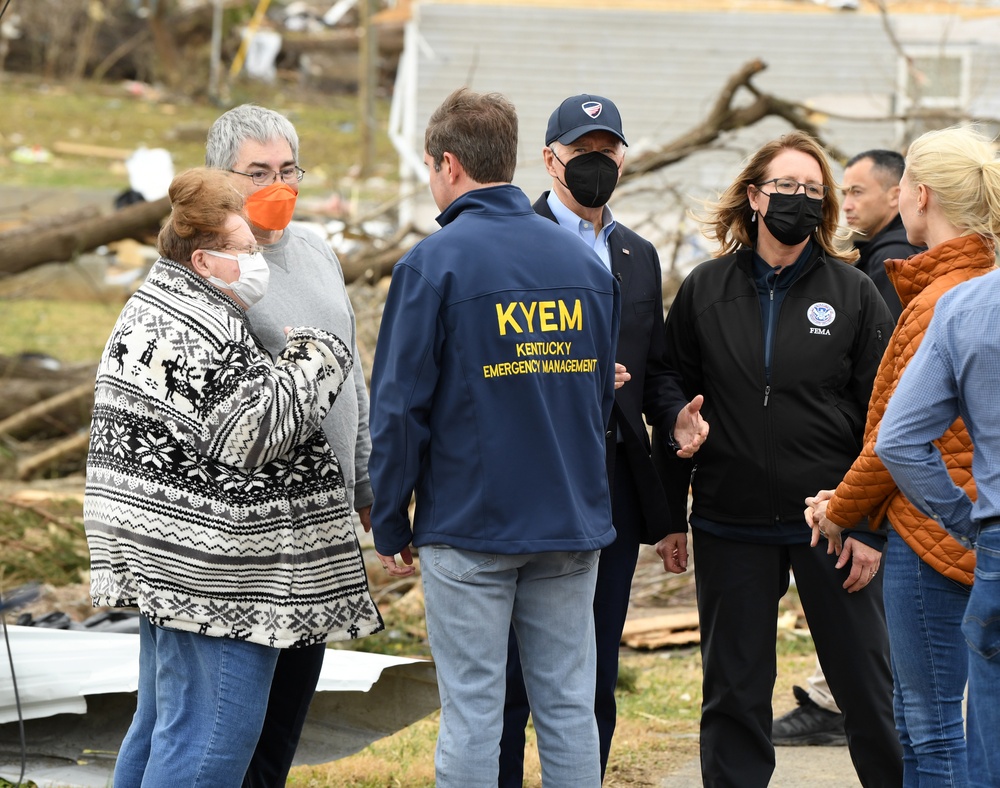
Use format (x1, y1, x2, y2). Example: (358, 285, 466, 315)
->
(655, 131, 901, 787)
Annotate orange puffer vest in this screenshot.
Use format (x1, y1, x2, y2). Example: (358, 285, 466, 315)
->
(825, 234, 996, 584)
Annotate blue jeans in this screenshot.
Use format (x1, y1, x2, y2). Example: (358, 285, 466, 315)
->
(421, 545, 602, 788)
(114, 617, 280, 788)
(964, 523, 1000, 788)
(501, 451, 643, 784)
(883, 527, 970, 787)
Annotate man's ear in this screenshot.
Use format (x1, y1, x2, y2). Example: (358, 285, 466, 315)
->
(441, 151, 463, 184)
(887, 184, 900, 211)
(543, 146, 560, 179)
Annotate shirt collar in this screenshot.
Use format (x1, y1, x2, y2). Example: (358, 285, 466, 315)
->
(546, 190, 616, 241)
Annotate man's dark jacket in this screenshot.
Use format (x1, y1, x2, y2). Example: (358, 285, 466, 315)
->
(535, 192, 688, 542)
(854, 213, 922, 323)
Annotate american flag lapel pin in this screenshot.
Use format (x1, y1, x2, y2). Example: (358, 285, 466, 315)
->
(622, 248, 630, 255)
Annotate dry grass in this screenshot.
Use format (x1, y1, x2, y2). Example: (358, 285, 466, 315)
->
(0, 299, 122, 363)
(288, 648, 818, 787)
(0, 491, 820, 786)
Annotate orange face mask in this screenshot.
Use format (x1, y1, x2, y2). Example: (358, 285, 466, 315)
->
(245, 183, 298, 231)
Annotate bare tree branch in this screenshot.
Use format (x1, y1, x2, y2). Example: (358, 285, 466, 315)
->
(621, 59, 847, 185)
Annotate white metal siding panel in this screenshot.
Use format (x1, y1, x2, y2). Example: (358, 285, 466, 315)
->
(404, 2, 1000, 242)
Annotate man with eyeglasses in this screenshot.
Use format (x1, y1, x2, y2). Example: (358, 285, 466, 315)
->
(206, 104, 376, 788)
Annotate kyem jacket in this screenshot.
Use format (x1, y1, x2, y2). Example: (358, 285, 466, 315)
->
(369, 185, 620, 556)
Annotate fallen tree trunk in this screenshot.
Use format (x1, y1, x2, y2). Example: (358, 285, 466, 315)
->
(0, 207, 101, 239)
(16, 432, 91, 481)
(340, 223, 420, 284)
(0, 381, 94, 441)
(0, 197, 170, 276)
(0, 359, 98, 424)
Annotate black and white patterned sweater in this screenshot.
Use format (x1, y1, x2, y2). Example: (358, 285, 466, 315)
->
(84, 258, 383, 648)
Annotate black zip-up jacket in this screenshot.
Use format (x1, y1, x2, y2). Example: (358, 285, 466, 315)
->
(854, 212, 922, 323)
(534, 193, 687, 543)
(654, 244, 893, 533)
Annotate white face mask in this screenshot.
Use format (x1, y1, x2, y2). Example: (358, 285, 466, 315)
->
(203, 249, 270, 307)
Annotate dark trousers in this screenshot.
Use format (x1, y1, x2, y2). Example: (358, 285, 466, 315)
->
(499, 451, 643, 786)
(693, 528, 902, 788)
(242, 642, 326, 788)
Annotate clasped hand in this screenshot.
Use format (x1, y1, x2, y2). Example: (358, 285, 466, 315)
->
(804, 490, 881, 593)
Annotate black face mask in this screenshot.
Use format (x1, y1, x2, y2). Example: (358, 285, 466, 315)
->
(759, 191, 824, 246)
(553, 150, 620, 208)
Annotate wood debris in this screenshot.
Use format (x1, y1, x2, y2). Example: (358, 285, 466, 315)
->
(622, 609, 700, 650)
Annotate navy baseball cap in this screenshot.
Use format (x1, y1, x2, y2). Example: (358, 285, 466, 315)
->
(545, 94, 628, 147)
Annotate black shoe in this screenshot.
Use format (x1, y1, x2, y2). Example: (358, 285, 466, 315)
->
(772, 685, 847, 746)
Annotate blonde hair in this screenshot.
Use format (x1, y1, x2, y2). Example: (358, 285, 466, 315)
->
(703, 131, 856, 263)
(157, 168, 245, 264)
(904, 125, 1000, 243)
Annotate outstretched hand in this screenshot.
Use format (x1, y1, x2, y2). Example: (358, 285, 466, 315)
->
(672, 395, 709, 458)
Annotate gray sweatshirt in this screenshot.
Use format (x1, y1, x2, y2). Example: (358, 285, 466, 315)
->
(246, 222, 373, 511)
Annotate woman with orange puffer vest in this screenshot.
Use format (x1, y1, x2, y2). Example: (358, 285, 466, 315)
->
(807, 125, 998, 786)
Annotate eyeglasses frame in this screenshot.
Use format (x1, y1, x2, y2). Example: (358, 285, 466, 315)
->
(229, 165, 306, 187)
(756, 177, 829, 200)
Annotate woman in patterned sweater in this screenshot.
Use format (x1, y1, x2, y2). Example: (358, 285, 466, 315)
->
(84, 168, 382, 788)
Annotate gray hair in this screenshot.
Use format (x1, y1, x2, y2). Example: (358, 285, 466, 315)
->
(205, 104, 300, 170)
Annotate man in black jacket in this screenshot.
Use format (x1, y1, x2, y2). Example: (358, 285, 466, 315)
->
(499, 94, 708, 784)
(843, 149, 922, 322)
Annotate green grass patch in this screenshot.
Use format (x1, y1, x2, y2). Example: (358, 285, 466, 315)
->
(3, 75, 395, 196)
(0, 497, 88, 588)
(0, 298, 120, 363)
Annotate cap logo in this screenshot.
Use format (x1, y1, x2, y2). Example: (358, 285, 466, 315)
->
(582, 101, 603, 118)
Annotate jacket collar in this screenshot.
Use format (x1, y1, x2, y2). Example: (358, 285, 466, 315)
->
(886, 234, 997, 308)
(533, 190, 627, 280)
(153, 257, 246, 314)
(436, 184, 534, 227)
(736, 241, 824, 279)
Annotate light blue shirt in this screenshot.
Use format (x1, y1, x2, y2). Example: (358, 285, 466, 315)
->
(876, 267, 1000, 546)
(547, 191, 616, 272)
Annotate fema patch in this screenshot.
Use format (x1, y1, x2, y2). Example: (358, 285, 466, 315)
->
(807, 302, 836, 327)
(582, 101, 603, 118)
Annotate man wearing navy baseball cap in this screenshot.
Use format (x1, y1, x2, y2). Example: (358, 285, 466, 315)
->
(501, 93, 709, 783)
(543, 94, 627, 209)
